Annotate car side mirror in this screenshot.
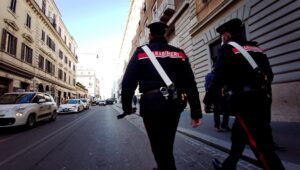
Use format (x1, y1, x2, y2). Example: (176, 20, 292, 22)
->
(38, 99, 46, 103)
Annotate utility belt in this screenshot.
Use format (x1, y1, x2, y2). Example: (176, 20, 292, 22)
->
(224, 84, 268, 97)
(142, 86, 178, 101)
(141, 86, 187, 114)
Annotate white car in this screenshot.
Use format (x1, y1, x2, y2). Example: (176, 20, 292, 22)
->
(0, 92, 58, 128)
(58, 99, 84, 113)
(80, 98, 90, 109)
(98, 100, 106, 106)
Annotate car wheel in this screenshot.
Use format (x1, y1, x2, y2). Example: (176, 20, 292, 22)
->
(26, 114, 36, 129)
(50, 111, 57, 121)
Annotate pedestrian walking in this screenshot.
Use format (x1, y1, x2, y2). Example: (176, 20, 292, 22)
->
(132, 95, 138, 112)
(203, 18, 284, 170)
(119, 21, 202, 170)
(205, 65, 230, 132)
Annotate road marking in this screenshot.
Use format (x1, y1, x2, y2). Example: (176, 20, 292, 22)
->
(0, 111, 93, 167)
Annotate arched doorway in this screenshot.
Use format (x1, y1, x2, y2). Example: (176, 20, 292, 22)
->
(45, 85, 50, 92)
(38, 84, 44, 92)
(0, 77, 11, 95)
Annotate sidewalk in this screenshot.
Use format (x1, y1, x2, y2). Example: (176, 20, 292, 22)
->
(178, 111, 300, 170)
(114, 103, 300, 170)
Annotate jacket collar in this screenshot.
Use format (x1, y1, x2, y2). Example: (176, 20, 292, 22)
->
(149, 37, 168, 44)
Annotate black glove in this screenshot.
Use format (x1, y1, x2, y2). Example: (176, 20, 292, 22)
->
(205, 104, 214, 113)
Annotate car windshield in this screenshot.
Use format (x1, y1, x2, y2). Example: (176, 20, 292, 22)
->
(0, 93, 35, 104)
(67, 99, 78, 104)
(81, 99, 87, 102)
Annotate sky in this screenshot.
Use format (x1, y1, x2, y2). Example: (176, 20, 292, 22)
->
(56, 0, 131, 99)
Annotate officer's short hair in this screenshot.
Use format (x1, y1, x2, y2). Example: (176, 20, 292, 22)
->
(147, 22, 168, 36)
(216, 18, 243, 35)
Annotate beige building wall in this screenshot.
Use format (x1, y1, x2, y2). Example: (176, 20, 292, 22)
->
(124, 0, 300, 122)
(0, 0, 79, 104)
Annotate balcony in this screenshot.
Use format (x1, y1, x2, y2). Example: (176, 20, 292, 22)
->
(157, 0, 175, 22)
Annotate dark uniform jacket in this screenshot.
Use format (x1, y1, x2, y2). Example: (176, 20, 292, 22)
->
(204, 38, 273, 105)
(121, 37, 202, 119)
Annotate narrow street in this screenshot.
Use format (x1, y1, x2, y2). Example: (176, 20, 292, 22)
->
(0, 106, 260, 170)
(0, 106, 154, 170)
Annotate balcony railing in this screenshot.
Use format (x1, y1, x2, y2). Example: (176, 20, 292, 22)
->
(157, 0, 175, 22)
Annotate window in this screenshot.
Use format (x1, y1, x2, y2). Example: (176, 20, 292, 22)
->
(59, 50, 63, 59)
(33, 94, 44, 103)
(1, 29, 17, 56)
(41, 30, 45, 41)
(69, 61, 71, 67)
(64, 36, 66, 43)
(52, 64, 55, 75)
(42, 0, 46, 14)
(45, 59, 52, 74)
(9, 0, 17, 13)
(58, 69, 63, 80)
(68, 76, 70, 84)
(152, 2, 157, 21)
(63, 72, 66, 82)
(143, 2, 146, 13)
(68, 43, 72, 51)
(58, 27, 61, 36)
(73, 65, 76, 71)
(44, 94, 52, 102)
(73, 79, 76, 85)
(26, 14, 31, 28)
(38, 55, 44, 69)
(21, 43, 33, 64)
(64, 56, 68, 64)
(46, 35, 55, 51)
(209, 39, 221, 65)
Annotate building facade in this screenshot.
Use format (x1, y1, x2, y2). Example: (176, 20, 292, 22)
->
(76, 67, 100, 98)
(0, 0, 78, 104)
(120, 0, 300, 122)
(115, 0, 144, 102)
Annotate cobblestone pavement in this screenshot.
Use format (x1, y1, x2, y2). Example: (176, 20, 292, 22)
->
(113, 106, 260, 170)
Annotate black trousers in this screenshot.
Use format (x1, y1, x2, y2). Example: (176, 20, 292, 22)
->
(223, 91, 284, 170)
(213, 98, 230, 129)
(143, 112, 181, 170)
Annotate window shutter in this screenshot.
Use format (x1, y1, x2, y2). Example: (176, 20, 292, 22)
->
(28, 48, 32, 64)
(1, 29, 7, 50)
(13, 36, 17, 55)
(21, 43, 25, 60)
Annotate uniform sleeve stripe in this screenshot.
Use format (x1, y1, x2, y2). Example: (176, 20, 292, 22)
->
(232, 45, 264, 54)
(138, 51, 186, 61)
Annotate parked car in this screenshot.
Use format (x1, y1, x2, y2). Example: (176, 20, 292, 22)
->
(57, 99, 84, 114)
(105, 99, 114, 105)
(0, 92, 57, 128)
(98, 100, 106, 106)
(80, 98, 90, 109)
(91, 100, 97, 106)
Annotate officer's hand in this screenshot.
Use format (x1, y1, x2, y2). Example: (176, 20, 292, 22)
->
(191, 118, 202, 128)
(204, 104, 214, 113)
(132, 107, 137, 113)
